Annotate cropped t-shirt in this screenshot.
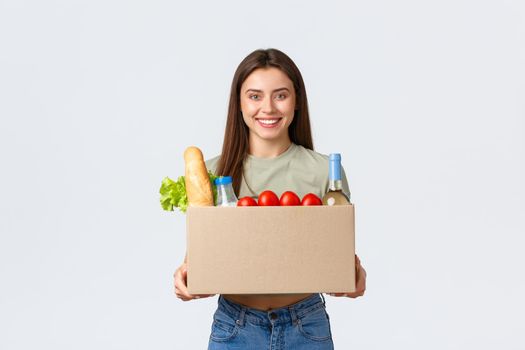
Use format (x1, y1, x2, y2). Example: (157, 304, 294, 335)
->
(205, 143, 350, 200)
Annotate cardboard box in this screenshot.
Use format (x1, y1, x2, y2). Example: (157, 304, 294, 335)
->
(186, 205, 355, 294)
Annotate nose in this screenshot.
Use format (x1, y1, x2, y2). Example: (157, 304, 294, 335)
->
(260, 97, 274, 114)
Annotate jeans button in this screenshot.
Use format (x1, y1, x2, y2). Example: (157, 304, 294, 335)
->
(270, 312, 278, 320)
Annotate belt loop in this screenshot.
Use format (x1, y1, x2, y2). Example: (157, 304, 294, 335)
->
(236, 306, 246, 327)
(289, 305, 299, 326)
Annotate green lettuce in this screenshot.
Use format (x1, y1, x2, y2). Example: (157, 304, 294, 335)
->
(160, 172, 218, 213)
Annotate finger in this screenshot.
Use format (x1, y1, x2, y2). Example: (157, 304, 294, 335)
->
(195, 294, 216, 299)
(173, 265, 185, 286)
(177, 294, 192, 301)
(175, 275, 191, 298)
(339, 266, 366, 298)
(173, 271, 178, 290)
(174, 265, 193, 301)
(354, 267, 367, 295)
(175, 267, 194, 300)
(358, 266, 366, 287)
(345, 286, 364, 298)
(330, 292, 361, 298)
(327, 293, 347, 297)
(345, 292, 359, 298)
(356, 256, 362, 274)
(175, 287, 193, 301)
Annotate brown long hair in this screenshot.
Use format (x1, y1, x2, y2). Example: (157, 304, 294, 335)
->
(216, 48, 314, 196)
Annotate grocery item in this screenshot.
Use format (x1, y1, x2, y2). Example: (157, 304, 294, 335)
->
(322, 153, 351, 206)
(159, 172, 217, 213)
(183, 146, 214, 207)
(301, 193, 322, 206)
(279, 191, 301, 206)
(237, 197, 258, 206)
(214, 176, 238, 207)
(257, 190, 280, 206)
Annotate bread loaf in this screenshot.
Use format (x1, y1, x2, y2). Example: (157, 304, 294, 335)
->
(184, 146, 214, 207)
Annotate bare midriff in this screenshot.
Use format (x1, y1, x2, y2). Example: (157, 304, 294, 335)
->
(222, 293, 314, 311)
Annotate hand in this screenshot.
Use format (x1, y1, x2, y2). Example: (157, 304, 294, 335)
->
(173, 262, 215, 301)
(328, 255, 366, 298)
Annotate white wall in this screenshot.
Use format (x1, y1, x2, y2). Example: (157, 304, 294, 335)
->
(1, 0, 524, 349)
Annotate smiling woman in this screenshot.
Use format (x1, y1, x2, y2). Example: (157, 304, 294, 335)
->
(173, 48, 367, 350)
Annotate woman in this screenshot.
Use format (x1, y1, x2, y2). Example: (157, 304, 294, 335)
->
(174, 48, 367, 349)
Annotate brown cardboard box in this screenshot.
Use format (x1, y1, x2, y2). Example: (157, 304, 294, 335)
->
(186, 205, 355, 294)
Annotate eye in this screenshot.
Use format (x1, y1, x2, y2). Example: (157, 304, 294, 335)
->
(249, 94, 260, 100)
(276, 94, 287, 100)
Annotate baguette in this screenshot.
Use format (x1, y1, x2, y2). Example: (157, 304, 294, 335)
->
(184, 146, 214, 207)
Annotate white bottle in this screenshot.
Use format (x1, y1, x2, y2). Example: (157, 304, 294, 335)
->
(214, 176, 238, 207)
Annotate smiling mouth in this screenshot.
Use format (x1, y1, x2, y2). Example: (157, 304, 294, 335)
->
(255, 118, 282, 126)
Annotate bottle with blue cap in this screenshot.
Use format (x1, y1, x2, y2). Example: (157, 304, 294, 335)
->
(214, 176, 238, 207)
(322, 153, 351, 206)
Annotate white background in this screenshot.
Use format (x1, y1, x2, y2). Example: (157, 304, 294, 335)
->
(1, 0, 524, 349)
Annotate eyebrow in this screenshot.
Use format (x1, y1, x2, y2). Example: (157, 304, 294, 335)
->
(244, 87, 290, 94)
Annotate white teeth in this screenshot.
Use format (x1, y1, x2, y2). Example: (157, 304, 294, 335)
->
(258, 119, 279, 125)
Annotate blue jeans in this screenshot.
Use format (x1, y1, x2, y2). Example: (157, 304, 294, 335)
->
(208, 293, 334, 349)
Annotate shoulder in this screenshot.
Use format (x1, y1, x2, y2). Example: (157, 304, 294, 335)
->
(293, 144, 330, 167)
(205, 155, 221, 174)
(291, 145, 330, 183)
(295, 145, 349, 173)
(294, 144, 350, 186)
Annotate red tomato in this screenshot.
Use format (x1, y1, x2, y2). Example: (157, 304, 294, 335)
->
(237, 196, 258, 206)
(279, 191, 301, 206)
(301, 193, 322, 206)
(257, 190, 280, 206)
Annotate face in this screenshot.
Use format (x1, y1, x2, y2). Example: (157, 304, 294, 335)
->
(240, 67, 297, 144)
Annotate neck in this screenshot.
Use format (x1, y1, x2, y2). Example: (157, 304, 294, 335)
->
(248, 134, 292, 158)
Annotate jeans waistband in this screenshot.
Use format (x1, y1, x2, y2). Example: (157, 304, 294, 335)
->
(217, 294, 326, 326)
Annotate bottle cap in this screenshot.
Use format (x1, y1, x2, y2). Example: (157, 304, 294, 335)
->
(328, 153, 342, 181)
(214, 176, 233, 185)
(329, 153, 341, 161)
